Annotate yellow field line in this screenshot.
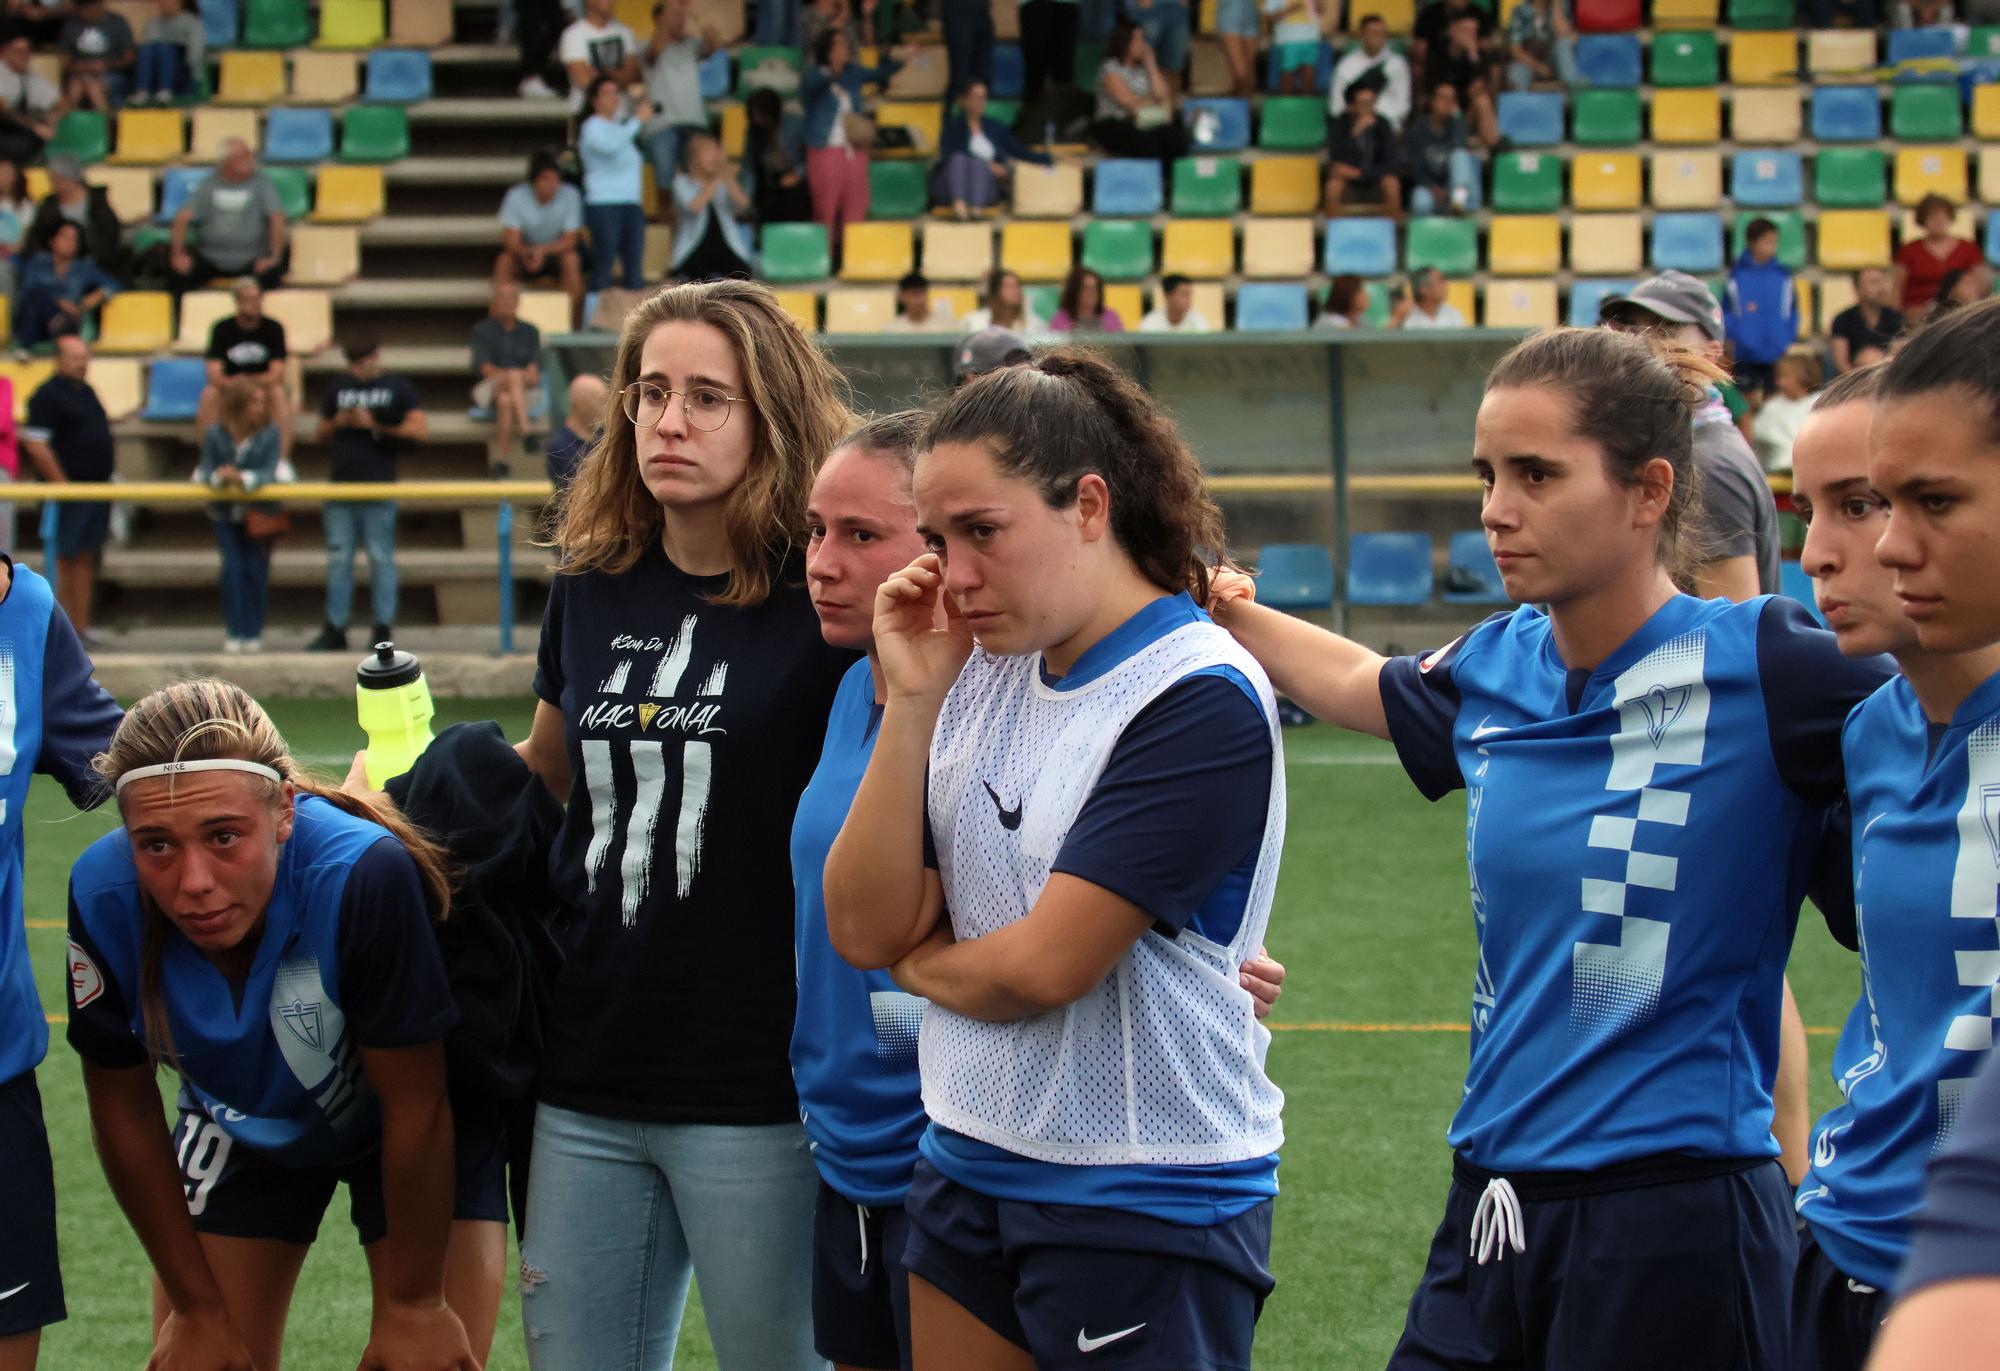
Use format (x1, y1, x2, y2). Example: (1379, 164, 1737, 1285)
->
(27, 919, 60, 930)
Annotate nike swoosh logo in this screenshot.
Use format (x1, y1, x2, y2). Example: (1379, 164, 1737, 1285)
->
(0, 1282, 29, 1302)
(983, 780, 1022, 831)
(1470, 717, 1507, 739)
(1077, 1324, 1145, 1353)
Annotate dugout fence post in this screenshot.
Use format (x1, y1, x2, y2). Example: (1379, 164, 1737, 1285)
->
(38, 501, 58, 574)
(497, 499, 515, 656)
(1328, 347, 1350, 637)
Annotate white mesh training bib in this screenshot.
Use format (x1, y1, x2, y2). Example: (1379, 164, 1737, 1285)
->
(922, 619, 1288, 1166)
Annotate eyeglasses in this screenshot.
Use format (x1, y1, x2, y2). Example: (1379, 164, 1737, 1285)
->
(618, 382, 746, 433)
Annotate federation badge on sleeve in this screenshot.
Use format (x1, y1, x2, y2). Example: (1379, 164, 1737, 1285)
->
(69, 938, 104, 1009)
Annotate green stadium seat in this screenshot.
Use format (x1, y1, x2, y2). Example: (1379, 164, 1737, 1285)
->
(1171, 156, 1242, 215)
(1081, 220, 1154, 282)
(1572, 89, 1641, 145)
(1733, 209, 1806, 270)
(266, 165, 311, 219)
(761, 222, 831, 282)
(1404, 216, 1478, 275)
(1258, 96, 1327, 150)
(736, 45, 802, 96)
(1727, 0, 1792, 27)
(243, 0, 311, 47)
(1490, 151, 1562, 212)
(1890, 85, 1962, 140)
(1649, 31, 1718, 86)
(1814, 148, 1887, 208)
(47, 110, 108, 163)
(985, 99, 1018, 127)
(339, 106, 408, 161)
(869, 161, 927, 219)
(1971, 24, 2000, 58)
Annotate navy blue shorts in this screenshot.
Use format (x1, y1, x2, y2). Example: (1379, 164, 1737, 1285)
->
(53, 501, 109, 556)
(0, 1072, 65, 1336)
(1388, 1153, 1795, 1371)
(813, 1176, 912, 1371)
(901, 1158, 1273, 1371)
(1789, 1222, 1886, 1371)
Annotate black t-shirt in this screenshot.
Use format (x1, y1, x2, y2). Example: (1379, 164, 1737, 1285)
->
(319, 372, 423, 483)
(23, 375, 113, 482)
(532, 545, 856, 1123)
(1425, 44, 1489, 97)
(1828, 303, 1904, 359)
(1416, 0, 1494, 48)
(207, 315, 288, 378)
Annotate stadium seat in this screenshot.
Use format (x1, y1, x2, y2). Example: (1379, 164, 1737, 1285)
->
(1483, 280, 1559, 329)
(203, 0, 240, 45)
(1442, 530, 1509, 603)
(1973, 22, 2000, 56)
(1567, 278, 1636, 327)
(1171, 156, 1241, 215)
(1728, 0, 1792, 26)
(1894, 146, 1968, 206)
(88, 356, 142, 422)
(1496, 91, 1564, 146)
(1572, 89, 1641, 144)
(289, 50, 359, 103)
(1255, 544, 1333, 611)
(1811, 86, 1881, 140)
(109, 109, 183, 164)
(1732, 88, 1801, 143)
(1731, 151, 1803, 207)
(140, 357, 207, 420)
(641, 222, 673, 278)
(1886, 26, 1956, 75)
(1010, 162, 1083, 217)
(1650, 31, 1717, 86)
(1257, 96, 1325, 150)
(1347, 532, 1434, 606)
(286, 224, 360, 284)
(1161, 220, 1234, 277)
(1240, 220, 1313, 278)
(887, 47, 949, 99)
(97, 292, 173, 354)
(1792, 277, 1816, 340)
(1891, 85, 1961, 139)
(761, 223, 830, 282)
(1570, 152, 1641, 210)
(1651, 212, 1723, 272)
(1780, 561, 1826, 626)
(1807, 28, 1877, 77)
(389, 0, 452, 43)
(1000, 221, 1072, 280)
(1728, 30, 1799, 85)
(1651, 151, 1721, 208)
(1250, 157, 1320, 215)
(174, 290, 232, 351)
(1490, 152, 1562, 212)
(1183, 98, 1251, 151)
(1234, 283, 1309, 332)
(1092, 159, 1162, 215)
(1575, 0, 1640, 28)
(768, 290, 816, 332)
(1733, 210, 1806, 269)
(216, 51, 286, 105)
(1987, 214, 2000, 267)
(243, 0, 310, 47)
(309, 165, 384, 222)
(1187, 36, 1234, 95)
(190, 108, 259, 161)
(838, 223, 914, 282)
(1574, 34, 1641, 86)
(1817, 210, 1892, 269)
(736, 46, 803, 96)
(516, 290, 572, 337)
(85, 166, 152, 224)
(1652, 0, 1718, 28)
(1818, 272, 1857, 329)
(254, 166, 307, 221)
(265, 108, 333, 163)
(990, 43, 1024, 97)
(875, 103, 943, 156)
(1973, 84, 2000, 139)
(47, 110, 108, 163)
(1323, 218, 1396, 276)
(317, 0, 385, 47)
(823, 288, 896, 332)
(1568, 214, 1644, 273)
(152, 166, 206, 225)
(1488, 216, 1561, 275)
(364, 50, 432, 103)
(1080, 220, 1153, 281)
(1815, 148, 1887, 207)
(866, 161, 926, 220)
(1651, 88, 1721, 143)
(1980, 148, 2000, 206)
(263, 289, 331, 354)
(1404, 217, 1478, 275)
(341, 107, 410, 162)
(1102, 283, 1143, 324)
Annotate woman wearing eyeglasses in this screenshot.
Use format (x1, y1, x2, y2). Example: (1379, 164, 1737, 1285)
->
(512, 280, 857, 1370)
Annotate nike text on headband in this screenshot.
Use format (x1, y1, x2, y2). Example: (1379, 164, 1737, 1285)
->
(114, 759, 285, 795)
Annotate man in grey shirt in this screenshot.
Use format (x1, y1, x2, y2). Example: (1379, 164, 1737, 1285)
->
(168, 138, 289, 294)
(495, 149, 585, 327)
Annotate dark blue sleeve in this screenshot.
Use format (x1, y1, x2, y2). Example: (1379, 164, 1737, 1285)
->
(1896, 1052, 2000, 1296)
(1807, 796, 1858, 950)
(63, 890, 147, 1069)
(334, 839, 458, 1049)
(1379, 622, 1502, 802)
(531, 572, 567, 706)
(36, 601, 122, 808)
(1757, 596, 1895, 808)
(989, 119, 1051, 167)
(939, 115, 968, 158)
(1050, 673, 1272, 936)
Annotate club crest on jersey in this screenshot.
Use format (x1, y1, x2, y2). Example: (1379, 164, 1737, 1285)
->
(1635, 684, 1692, 748)
(278, 998, 324, 1052)
(68, 939, 104, 1009)
(1981, 783, 2000, 868)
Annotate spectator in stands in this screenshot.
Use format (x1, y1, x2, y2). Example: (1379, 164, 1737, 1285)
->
(168, 138, 289, 294)
(1266, 0, 1331, 96)
(0, 156, 28, 298)
(1924, 265, 1989, 323)
(1893, 0, 1954, 24)
(942, 0, 994, 99)
(883, 269, 957, 331)
(1315, 274, 1371, 328)
(741, 87, 812, 225)
(560, 0, 640, 111)
(515, 0, 570, 97)
(962, 266, 1045, 334)
(1392, 266, 1466, 328)
(21, 336, 113, 642)
(1127, 0, 1191, 93)
(640, 0, 718, 210)
(0, 33, 64, 166)
(1323, 76, 1402, 216)
(1750, 346, 1821, 473)
(935, 78, 1052, 219)
(579, 76, 651, 294)
(59, 0, 135, 112)
(5, 0, 70, 46)
(1504, 0, 1576, 89)
(798, 0, 862, 58)
(198, 279, 291, 461)
(1139, 273, 1213, 331)
(198, 376, 283, 653)
(1724, 216, 1798, 399)
(0, 375, 15, 554)
(496, 149, 585, 327)
(472, 282, 544, 466)
(1403, 80, 1479, 215)
(1331, 15, 1412, 126)
(15, 220, 115, 349)
(547, 373, 603, 490)
(131, 0, 202, 104)
(309, 334, 427, 653)
(1051, 265, 1125, 332)
(1213, 0, 1261, 94)
(1414, 0, 1497, 72)
(802, 31, 901, 254)
(1092, 20, 1187, 160)
(1894, 194, 1981, 314)
(671, 131, 755, 282)
(25, 153, 124, 277)
(1828, 267, 1903, 373)
(1422, 11, 1500, 146)
(1020, 0, 1081, 101)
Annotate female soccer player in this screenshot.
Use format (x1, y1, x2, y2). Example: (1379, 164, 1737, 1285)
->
(65, 679, 495, 1371)
(511, 279, 855, 1369)
(1209, 327, 1888, 1370)
(822, 350, 1287, 1371)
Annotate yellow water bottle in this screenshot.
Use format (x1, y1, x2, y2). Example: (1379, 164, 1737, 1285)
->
(356, 642, 435, 788)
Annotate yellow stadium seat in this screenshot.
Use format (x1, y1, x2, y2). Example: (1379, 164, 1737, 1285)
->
(838, 222, 914, 282)
(1446, 280, 1477, 324)
(83, 166, 153, 224)
(1568, 213, 1644, 274)
(719, 102, 747, 158)
(616, 0, 650, 28)
(1357, 0, 1414, 28)
(921, 222, 994, 282)
(1011, 162, 1083, 217)
(1652, 0, 1718, 28)
(217, 51, 287, 105)
(824, 288, 898, 332)
(1817, 210, 1891, 269)
(175, 290, 233, 353)
(310, 166, 384, 222)
(317, 0, 386, 48)
(109, 109, 183, 164)
(1731, 88, 1801, 143)
(1249, 157, 1320, 216)
(286, 224, 361, 285)
(1161, 220, 1234, 278)
(888, 47, 949, 100)
(1896, 205, 1976, 246)
(190, 107, 260, 162)
(87, 356, 142, 422)
(1807, 29, 1877, 78)
(97, 291, 174, 353)
(1000, 221, 1073, 281)
(1979, 148, 2000, 205)
(23, 166, 45, 201)
(391, 0, 454, 43)
(695, 0, 745, 42)
(0, 296, 12, 348)
(1971, 84, 2000, 139)
(1570, 152, 1642, 211)
(1187, 281, 1226, 326)
(771, 289, 818, 332)
(289, 51, 358, 104)
(1104, 283, 1143, 325)
(1792, 278, 1814, 342)
(643, 223, 674, 277)
(1728, 31, 1799, 85)
(1239, 220, 1312, 279)
(1487, 216, 1561, 275)
(517, 291, 572, 336)
(1819, 273, 1857, 330)
(1894, 147, 1969, 206)
(931, 287, 976, 322)
(264, 289, 332, 355)
(108, 1, 150, 34)
(1650, 151, 1722, 209)
(1652, 88, 1721, 144)
(874, 103, 944, 157)
(0, 359, 53, 421)
(1483, 279, 1559, 329)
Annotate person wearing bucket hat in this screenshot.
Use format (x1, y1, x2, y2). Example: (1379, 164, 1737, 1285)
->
(953, 325, 1030, 383)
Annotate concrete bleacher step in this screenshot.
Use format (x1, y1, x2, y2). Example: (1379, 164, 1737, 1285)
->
(360, 216, 502, 248)
(385, 155, 527, 186)
(408, 98, 571, 127)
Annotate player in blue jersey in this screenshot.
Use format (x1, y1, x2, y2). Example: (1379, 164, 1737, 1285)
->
(823, 350, 1287, 1371)
(0, 554, 122, 1371)
(1209, 326, 1889, 1371)
(793, 410, 1287, 1371)
(65, 680, 495, 1371)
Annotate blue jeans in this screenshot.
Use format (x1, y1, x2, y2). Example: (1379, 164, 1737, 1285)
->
(941, 0, 994, 96)
(586, 201, 646, 291)
(1129, 1, 1191, 74)
(134, 42, 189, 98)
(755, 0, 800, 44)
(1507, 36, 1578, 90)
(938, 151, 1000, 208)
(213, 519, 271, 640)
(322, 499, 397, 629)
(520, 1105, 823, 1371)
(1409, 149, 1483, 214)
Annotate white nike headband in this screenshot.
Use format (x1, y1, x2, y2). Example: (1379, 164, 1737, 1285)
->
(114, 759, 284, 795)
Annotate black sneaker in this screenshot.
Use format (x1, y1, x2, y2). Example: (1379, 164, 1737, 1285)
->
(305, 623, 347, 652)
(370, 623, 393, 648)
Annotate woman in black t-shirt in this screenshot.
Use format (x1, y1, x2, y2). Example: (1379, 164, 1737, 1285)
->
(512, 280, 855, 1369)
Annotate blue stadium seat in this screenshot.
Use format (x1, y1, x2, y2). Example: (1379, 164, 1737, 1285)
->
(1092, 159, 1163, 215)
(1887, 26, 1956, 76)
(363, 49, 432, 102)
(1235, 283, 1309, 331)
(265, 107, 335, 163)
(1347, 532, 1435, 607)
(1651, 211, 1725, 271)
(1780, 562, 1826, 626)
(1256, 543, 1334, 610)
(202, 0, 238, 47)
(991, 45, 1025, 98)
(1568, 278, 1636, 327)
(1323, 217, 1397, 276)
(1496, 91, 1565, 146)
(1442, 531, 1510, 604)
(1574, 34, 1642, 87)
(1811, 86, 1882, 141)
(1184, 98, 1251, 151)
(153, 166, 207, 224)
(140, 357, 207, 420)
(1729, 151, 1803, 207)
(698, 49, 731, 100)
(1985, 210, 2000, 265)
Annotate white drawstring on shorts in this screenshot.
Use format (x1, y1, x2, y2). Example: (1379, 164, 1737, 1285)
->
(1847, 1279, 1878, 1296)
(857, 1204, 871, 1276)
(1469, 1177, 1527, 1265)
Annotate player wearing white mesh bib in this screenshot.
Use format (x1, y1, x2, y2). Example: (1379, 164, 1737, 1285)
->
(825, 349, 1286, 1371)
